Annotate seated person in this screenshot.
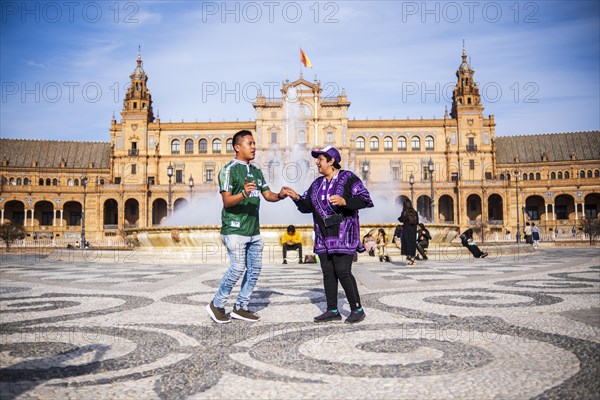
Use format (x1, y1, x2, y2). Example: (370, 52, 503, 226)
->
(363, 229, 376, 257)
(416, 223, 432, 260)
(459, 229, 488, 259)
(376, 228, 391, 262)
(281, 225, 303, 264)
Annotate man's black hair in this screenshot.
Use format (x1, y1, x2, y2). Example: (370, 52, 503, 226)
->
(233, 130, 253, 147)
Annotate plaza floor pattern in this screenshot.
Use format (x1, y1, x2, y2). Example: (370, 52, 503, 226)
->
(1, 247, 599, 399)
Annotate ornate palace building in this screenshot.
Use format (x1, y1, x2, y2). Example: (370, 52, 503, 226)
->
(1, 50, 599, 243)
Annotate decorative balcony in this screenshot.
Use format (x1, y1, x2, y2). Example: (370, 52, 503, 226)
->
(128, 149, 139, 156)
(466, 145, 478, 152)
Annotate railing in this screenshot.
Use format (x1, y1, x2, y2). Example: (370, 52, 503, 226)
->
(103, 225, 118, 230)
(128, 149, 139, 156)
(466, 145, 478, 152)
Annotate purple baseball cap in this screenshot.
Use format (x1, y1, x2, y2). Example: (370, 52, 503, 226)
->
(311, 145, 341, 163)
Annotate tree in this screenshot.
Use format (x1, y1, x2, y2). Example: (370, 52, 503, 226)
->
(0, 222, 26, 251)
(582, 217, 600, 245)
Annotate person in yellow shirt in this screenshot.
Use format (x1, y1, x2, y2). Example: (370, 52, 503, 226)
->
(281, 225, 303, 264)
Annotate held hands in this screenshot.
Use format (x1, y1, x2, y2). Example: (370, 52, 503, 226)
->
(282, 187, 300, 201)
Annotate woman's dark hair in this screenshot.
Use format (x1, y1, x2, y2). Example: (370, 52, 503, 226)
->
(323, 153, 342, 170)
(418, 223, 426, 230)
(403, 199, 413, 209)
(287, 225, 296, 234)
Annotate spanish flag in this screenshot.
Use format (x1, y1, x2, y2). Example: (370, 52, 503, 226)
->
(300, 48, 312, 68)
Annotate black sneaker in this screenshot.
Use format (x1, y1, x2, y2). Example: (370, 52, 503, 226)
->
(345, 309, 366, 324)
(206, 300, 231, 324)
(231, 306, 260, 322)
(481, 252, 488, 258)
(313, 310, 342, 323)
(283, 260, 287, 264)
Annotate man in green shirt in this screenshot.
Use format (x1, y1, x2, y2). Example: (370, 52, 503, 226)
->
(206, 130, 288, 324)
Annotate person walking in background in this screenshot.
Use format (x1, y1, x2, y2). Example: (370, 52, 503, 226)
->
(531, 222, 540, 248)
(284, 146, 373, 324)
(398, 199, 418, 265)
(459, 228, 488, 259)
(416, 223, 432, 260)
(376, 228, 391, 262)
(281, 224, 303, 264)
(206, 130, 288, 324)
(524, 222, 533, 244)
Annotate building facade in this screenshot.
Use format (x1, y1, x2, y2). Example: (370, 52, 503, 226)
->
(1, 50, 599, 243)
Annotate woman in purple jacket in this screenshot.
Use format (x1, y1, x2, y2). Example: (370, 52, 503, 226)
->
(284, 146, 373, 324)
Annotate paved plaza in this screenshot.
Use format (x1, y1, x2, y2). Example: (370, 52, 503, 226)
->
(0, 246, 599, 399)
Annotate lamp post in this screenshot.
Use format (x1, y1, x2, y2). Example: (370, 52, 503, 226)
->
(362, 160, 370, 182)
(188, 175, 194, 202)
(428, 158, 435, 223)
(409, 173, 415, 204)
(167, 162, 173, 216)
(515, 170, 520, 243)
(81, 176, 87, 249)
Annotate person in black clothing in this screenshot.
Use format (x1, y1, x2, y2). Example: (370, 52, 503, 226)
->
(392, 222, 403, 254)
(398, 199, 418, 265)
(459, 229, 488, 259)
(416, 223, 431, 260)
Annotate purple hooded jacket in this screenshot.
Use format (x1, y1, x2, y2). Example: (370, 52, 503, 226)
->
(294, 170, 373, 255)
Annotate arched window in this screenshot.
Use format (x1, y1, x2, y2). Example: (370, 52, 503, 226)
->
(74, 178, 79, 186)
(39, 178, 44, 185)
(9, 177, 14, 185)
(355, 137, 365, 151)
(587, 170, 593, 178)
(52, 178, 58, 185)
(184, 139, 194, 154)
(558, 171, 563, 179)
(171, 139, 180, 154)
(45, 178, 51, 186)
(411, 136, 420, 150)
(24, 177, 29, 185)
(226, 138, 234, 153)
(198, 139, 208, 153)
(565, 171, 570, 179)
(595, 170, 600, 178)
(535, 172, 541, 180)
(67, 179, 73, 186)
(500, 174, 505, 180)
(580, 170, 585, 178)
(398, 136, 407, 151)
(16, 177, 22, 185)
(523, 173, 528, 181)
(529, 173, 534, 180)
(383, 136, 393, 151)
(550, 172, 556, 179)
(212, 138, 221, 153)
(369, 137, 379, 151)
(425, 135, 434, 150)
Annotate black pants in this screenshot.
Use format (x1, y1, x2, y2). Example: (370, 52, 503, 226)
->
(417, 240, 429, 258)
(462, 241, 483, 258)
(283, 243, 302, 261)
(319, 253, 361, 311)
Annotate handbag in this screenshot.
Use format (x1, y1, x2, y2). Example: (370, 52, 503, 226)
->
(323, 213, 343, 227)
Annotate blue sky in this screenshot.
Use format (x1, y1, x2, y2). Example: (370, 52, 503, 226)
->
(1, 1, 598, 142)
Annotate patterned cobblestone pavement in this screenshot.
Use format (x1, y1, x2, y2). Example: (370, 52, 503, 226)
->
(1, 247, 599, 399)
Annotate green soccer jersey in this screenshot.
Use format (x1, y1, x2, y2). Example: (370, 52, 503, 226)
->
(218, 159, 270, 236)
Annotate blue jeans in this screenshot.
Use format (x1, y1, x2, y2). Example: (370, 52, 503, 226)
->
(213, 234, 264, 310)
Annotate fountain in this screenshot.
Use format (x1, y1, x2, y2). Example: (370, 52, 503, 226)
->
(126, 85, 459, 254)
